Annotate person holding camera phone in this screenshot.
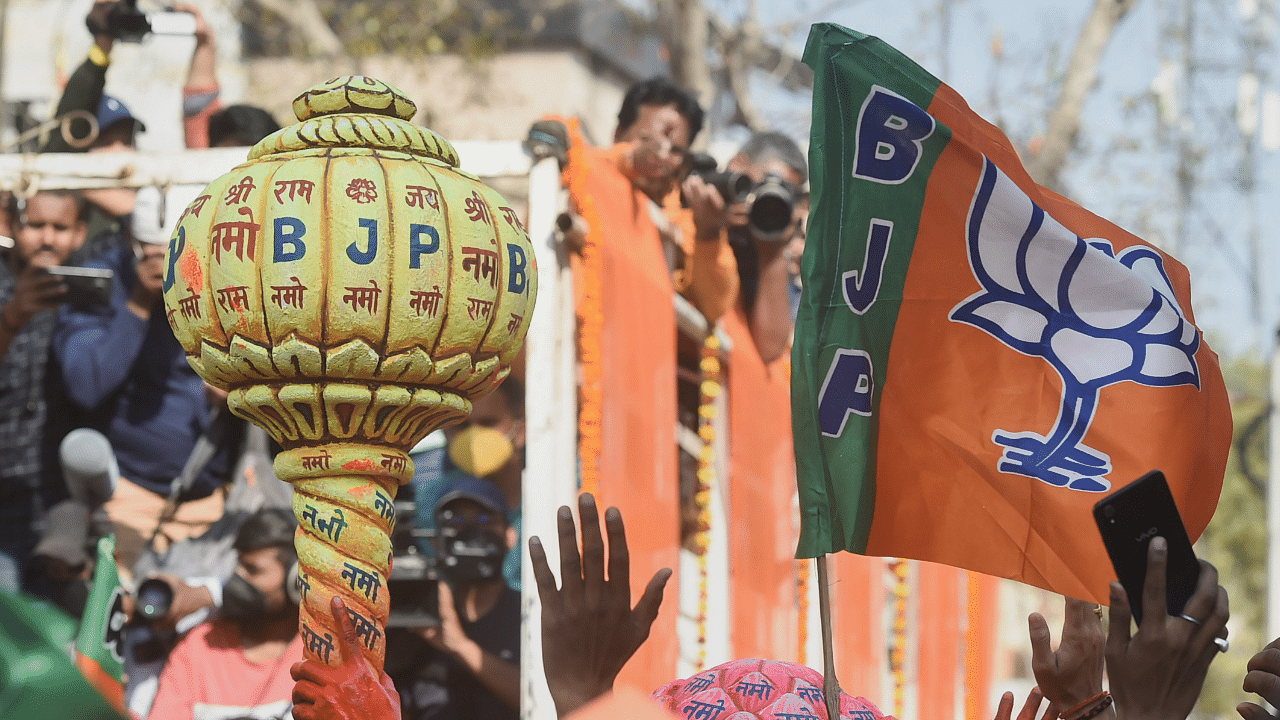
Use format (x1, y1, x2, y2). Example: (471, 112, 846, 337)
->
(385, 475, 521, 720)
(47, 185, 236, 576)
(42, 0, 266, 240)
(0, 190, 90, 593)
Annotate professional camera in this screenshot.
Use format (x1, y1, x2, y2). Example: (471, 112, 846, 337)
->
(688, 152, 753, 204)
(688, 153, 798, 243)
(88, 0, 197, 43)
(387, 500, 440, 628)
(745, 174, 799, 243)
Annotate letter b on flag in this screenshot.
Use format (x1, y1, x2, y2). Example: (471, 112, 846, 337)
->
(853, 86, 935, 184)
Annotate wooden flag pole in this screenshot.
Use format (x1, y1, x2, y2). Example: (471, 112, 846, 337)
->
(816, 554, 842, 720)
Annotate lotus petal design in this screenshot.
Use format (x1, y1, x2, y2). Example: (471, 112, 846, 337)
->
(950, 159, 1200, 491)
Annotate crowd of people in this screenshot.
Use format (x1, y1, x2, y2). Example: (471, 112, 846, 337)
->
(1, 3, 1271, 720)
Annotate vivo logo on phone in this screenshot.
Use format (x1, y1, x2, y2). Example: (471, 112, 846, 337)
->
(1135, 527, 1159, 542)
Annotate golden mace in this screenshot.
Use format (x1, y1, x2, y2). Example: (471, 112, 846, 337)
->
(162, 76, 536, 673)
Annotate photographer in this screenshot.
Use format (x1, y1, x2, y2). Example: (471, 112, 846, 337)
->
(0, 190, 89, 592)
(42, 1, 247, 235)
(386, 475, 521, 720)
(149, 508, 303, 720)
(723, 131, 808, 364)
(42, 0, 147, 233)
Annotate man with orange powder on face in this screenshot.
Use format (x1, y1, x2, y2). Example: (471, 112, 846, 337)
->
(530, 77, 739, 324)
(609, 77, 739, 324)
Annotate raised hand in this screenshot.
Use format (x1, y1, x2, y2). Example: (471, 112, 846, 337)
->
(290, 596, 400, 720)
(529, 493, 672, 718)
(1237, 638, 1280, 720)
(994, 687, 1054, 720)
(1105, 537, 1229, 720)
(1029, 597, 1106, 716)
(4, 264, 67, 329)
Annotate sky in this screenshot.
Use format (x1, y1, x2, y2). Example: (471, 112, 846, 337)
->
(714, 0, 1279, 359)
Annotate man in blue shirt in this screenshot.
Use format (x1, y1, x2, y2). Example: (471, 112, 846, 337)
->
(48, 186, 234, 574)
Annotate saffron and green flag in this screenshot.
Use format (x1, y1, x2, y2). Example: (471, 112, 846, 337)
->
(0, 588, 123, 720)
(792, 23, 1232, 602)
(74, 536, 127, 711)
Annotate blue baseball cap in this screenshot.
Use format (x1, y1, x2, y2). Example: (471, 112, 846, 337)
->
(434, 474, 508, 517)
(96, 94, 146, 135)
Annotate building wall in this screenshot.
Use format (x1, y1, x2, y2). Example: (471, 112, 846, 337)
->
(241, 49, 630, 145)
(4, 0, 630, 152)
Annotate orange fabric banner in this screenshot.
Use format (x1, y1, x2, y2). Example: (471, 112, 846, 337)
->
(964, 572, 1000, 720)
(565, 130, 681, 695)
(917, 563, 962, 719)
(829, 553, 885, 701)
(725, 309, 799, 662)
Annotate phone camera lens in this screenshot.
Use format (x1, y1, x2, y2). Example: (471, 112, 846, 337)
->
(1104, 505, 1116, 519)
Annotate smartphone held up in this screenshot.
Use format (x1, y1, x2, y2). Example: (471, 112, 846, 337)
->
(1093, 470, 1201, 626)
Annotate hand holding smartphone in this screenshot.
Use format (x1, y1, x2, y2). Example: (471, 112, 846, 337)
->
(41, 266, 113, 307)
(1093, 470, 1200, 626)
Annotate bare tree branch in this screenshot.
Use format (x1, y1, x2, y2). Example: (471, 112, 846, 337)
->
(1025, 0, 1141, 191)
(249, 0, 344, 58)
(706, 14, 813, 93)
(655, 0, 717, 121)
(715, 7, 765, 131)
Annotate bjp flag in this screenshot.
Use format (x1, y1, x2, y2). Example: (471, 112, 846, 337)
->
(74, 536, 127, 713)
(792, 23, 1232, 603)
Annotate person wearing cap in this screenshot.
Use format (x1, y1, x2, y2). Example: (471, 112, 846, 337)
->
(40, 2, 144, 239)
(45, 185, 236, 576)
(40, 2, 256, 237)
(413, 376, 526, 591)
(0, 190, 90, 593)
(385, 474, 521, 720)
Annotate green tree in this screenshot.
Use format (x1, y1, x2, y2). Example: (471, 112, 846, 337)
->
(1193, 348, 1268, 717)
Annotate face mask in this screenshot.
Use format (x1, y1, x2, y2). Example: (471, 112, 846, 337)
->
(448, 426, 514, 478)
(437, 526, 507, 585)
(220, 573, 269, 620)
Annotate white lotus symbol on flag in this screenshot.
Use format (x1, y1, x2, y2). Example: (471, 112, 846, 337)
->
(949, 159, 1201, 492)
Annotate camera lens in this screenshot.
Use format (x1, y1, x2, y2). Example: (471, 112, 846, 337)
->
(136, 578, 173, 622)
(1104, 505, 1116, 519)
(747, 179, 795, 241)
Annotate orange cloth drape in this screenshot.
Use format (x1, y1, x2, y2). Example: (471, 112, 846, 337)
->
(564, 122, 681, 695)
(918, 562, 963, 718)
(724, 309, 799, 661)
(829, 553, 885, 700)
(965, 572, 1000, 720)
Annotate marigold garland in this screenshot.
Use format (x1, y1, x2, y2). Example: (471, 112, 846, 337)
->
(561, 117, 603, 496)
(693, 333, 722, 670)
(796, 558, 810, 665)
(891, 559, 910, 718)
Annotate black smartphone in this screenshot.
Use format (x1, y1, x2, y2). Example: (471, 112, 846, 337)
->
(44, 266, 113, 307)
(1093, 470, 1201, 626)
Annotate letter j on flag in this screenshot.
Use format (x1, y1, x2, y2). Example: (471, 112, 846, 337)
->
(791, 23, 1232, 603)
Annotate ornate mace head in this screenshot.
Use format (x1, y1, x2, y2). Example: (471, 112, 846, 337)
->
(162, 75, 536, 450)
(162, 76, 537, 673)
